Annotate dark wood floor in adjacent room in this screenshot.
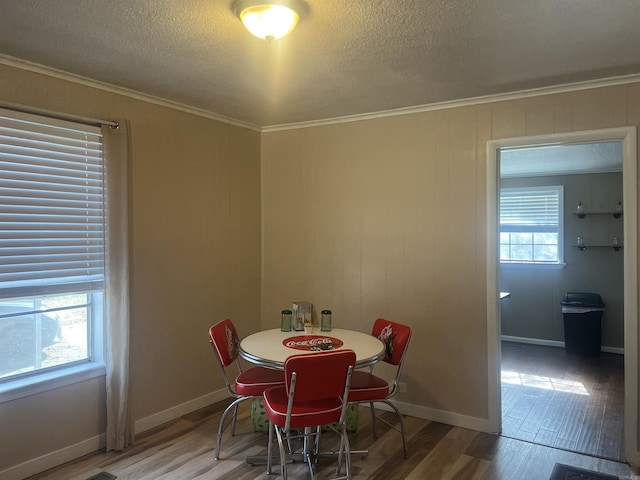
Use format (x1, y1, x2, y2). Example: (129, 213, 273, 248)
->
(28, 394, 632, 479)
(501, 341, 625, 463)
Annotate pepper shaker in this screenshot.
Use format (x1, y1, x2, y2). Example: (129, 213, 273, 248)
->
(321, 310, 332, 332)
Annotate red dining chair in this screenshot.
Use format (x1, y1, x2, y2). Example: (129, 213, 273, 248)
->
(348, 318, 412, 458)
(208, 319, 285, 460)
(263, 349, 356, 480)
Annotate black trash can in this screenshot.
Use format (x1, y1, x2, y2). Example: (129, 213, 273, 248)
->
(561, 292, 606, 356)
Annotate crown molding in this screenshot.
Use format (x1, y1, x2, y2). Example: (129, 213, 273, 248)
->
(263, 74, 640, 132)
(0, 54, 262, 132)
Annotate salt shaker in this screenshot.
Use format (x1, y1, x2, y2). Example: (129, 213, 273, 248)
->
(281, 309, 292, 332)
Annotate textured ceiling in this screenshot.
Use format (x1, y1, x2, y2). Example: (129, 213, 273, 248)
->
(501, 142, 623, 178)
(1, 0, 639, 128)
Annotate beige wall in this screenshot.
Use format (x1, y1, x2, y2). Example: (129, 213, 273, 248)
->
(261, 83, 640, 422)
(262, 112, 490, 417)
(0, 64, 262, 470)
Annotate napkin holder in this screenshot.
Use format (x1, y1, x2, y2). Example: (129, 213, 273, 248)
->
(292, 301, 312, 331)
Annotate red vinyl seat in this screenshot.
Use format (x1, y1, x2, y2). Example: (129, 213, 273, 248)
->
(347, 373, 389, 399)
(209, 319, 285, 460)
(263, 349, 356, 479)
(348, 318, 412, 458)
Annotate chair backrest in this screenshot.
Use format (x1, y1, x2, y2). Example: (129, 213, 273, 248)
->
(371, 318, 411, 397)
(285, 349, 356, 403)
(372, 318, 412, 366)
(209, 319, 241, 368)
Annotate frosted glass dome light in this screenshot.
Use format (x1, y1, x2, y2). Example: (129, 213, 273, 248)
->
(233, 0, 306, 40)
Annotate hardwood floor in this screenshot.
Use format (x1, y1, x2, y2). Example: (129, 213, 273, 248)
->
(27, 397, 633, 480)
(501, 341, 625, 462)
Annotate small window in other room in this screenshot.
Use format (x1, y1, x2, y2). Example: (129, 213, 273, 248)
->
(0, 108, 105, 385)
(500, 186, 564, 265)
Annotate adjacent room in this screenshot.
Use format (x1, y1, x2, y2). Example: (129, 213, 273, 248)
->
(498, 141, 625, 462)
(1, 1, 640, 479)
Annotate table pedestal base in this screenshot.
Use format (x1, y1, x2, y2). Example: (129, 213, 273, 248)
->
(245, 448, 370, 473)
(246, 449, 368, 465)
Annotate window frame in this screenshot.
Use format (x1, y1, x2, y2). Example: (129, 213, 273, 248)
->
(499, 185, 565, 268)
(0, 109, 107, 401)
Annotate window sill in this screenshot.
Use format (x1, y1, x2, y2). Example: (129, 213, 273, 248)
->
(500, 262, 567, 270)
(0, 362, 106, 403)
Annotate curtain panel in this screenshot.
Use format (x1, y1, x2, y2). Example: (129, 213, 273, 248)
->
(102, 120, 134, 451)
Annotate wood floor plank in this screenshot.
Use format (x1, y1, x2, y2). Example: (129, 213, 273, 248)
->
(347, 414, 426, 479)
(463, 432, 500, 461)
(517, 388, 554, 440)
(533, 427, 558, 446)
(538, 390, 568, 433)
(557, 397, 588, 442)
(505, 388, 536, 421)
(364, 420, 452, 480)
(599, 418, 624, 461)
(575, 387, 606, 454)
(403, 427, 479, 479)
(478, 434, 534, 479)
(441, 454, 490, 480)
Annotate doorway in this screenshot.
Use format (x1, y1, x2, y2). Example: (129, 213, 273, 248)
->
(485, 127, 638, 465)
(498, 140, 625, 460)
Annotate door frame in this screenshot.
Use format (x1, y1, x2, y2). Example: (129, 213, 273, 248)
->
(486, 127, 638, 465)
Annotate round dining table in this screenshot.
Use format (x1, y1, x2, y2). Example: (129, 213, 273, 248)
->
(239, 327, 385, 370)
(238, 327, 382, 467)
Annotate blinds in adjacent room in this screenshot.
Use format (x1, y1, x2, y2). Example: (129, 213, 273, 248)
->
(500, 187, 561, 233)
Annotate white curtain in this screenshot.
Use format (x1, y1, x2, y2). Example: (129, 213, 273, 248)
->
(102, 120, 134, 451)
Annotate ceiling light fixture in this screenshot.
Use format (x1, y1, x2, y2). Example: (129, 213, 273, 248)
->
(232, 0, 307, 41)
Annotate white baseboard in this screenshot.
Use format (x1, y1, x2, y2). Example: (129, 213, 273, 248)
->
(369, 398, 490, 433)
(501, 335, 624, 355)
(134, 389, 228, 434)
(501, 335, 564, 348)
(0, 434, 105, 480)
(0, 389, 228, 480)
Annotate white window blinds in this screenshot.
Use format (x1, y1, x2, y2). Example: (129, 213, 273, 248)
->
(500, 187, 561, 233)
(0, 108, 104, 299)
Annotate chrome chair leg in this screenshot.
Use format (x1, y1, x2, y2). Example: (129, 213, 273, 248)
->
(230, 403, 239, 436)
(274, 425, 288, 480)
(313, 426, 321, 463)
(386, 400, 408, 458)
(214, 397, 246, 460)
(343, 424, 351, 479)
(334, 423, 351, 479)
(267, 421, 274, 474)
(369, 401, 377, 438)
(369, 400, 409, 458)
(305, 443, 314, 479)
(336, 427, 344, 475)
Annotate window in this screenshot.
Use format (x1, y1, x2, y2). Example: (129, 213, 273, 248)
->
(0, 109, 105, 385)
(500, 186, 564, 265)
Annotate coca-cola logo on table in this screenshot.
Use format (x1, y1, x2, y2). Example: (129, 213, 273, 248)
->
(284, 335, 344, 351)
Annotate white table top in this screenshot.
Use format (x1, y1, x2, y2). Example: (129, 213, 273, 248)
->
(239, 328, 385, 370)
